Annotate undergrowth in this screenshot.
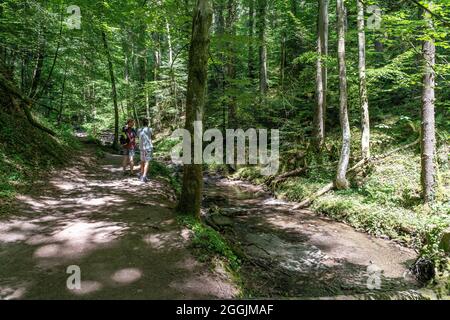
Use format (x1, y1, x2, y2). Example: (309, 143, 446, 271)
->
(148, 160, 181, 196)
(0, 112, 80, 208)
(177, 215, 241, 273)
(232, 126, 450, 292)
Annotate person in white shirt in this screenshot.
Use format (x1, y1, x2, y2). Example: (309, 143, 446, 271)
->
(138, 119, 153, 183)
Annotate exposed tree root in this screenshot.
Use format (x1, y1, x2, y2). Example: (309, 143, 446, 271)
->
(0, 71, 56, 136)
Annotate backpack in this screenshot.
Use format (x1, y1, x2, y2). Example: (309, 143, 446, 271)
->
(120, 127, 136, 146)
(120, 127, 131, 146)
(120, 132, 128, 146)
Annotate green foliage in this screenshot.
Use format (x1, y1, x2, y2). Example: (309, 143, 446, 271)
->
(1, 0, 450, 295)
(149, 159, 181, 195)
(0, 112, 77, 205)
(234, 128, 450, 280)
(153, 137, 180, 157)
(233, 166, 265, 185)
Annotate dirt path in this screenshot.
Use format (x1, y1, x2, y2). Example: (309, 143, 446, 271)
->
(204, 177, 421, 298)
(0, 147, 237, 299)
(0, 144, 423, 300)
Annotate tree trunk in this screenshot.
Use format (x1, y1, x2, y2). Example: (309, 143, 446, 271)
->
(137, 24, 147, 124)
(57, 69, 67, 125)
(335, 0, 350, 189)
(153, 33, 161, 81)
(166, 18, 178, 122)
(257, 0, 268, 94)
(34, 11, 65, 100)
(166, 19, 174, 66)
(29, 48, 44, 98)
(102, 30, 120, 150)
(248, 0, 256, 79)
(0, 67, 55, 136)
(226, 0, 237, 128)
(124, 53, 132, 118)
(177, 0, 213, 218)
(280, 32, 286, 89)
(357, 0, 370, 159)
(314, 0, 328, 150)
(421, 2, 436, 203)
(213, 1, 226, 133)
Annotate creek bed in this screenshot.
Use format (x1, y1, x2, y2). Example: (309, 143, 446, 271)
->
(203, 176, 421, 298)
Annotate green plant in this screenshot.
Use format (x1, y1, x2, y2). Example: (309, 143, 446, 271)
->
(0, 112, 76, 202)
(149, 160, 181, 195)
(178, 216, 241, 271)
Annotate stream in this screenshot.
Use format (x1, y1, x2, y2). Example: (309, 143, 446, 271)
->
(203, 175, 422, 298)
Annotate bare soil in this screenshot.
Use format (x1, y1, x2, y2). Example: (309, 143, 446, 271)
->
(0, 147, 237, 299)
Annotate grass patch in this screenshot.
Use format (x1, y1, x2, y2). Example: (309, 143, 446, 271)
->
(177, 215, 241, 272)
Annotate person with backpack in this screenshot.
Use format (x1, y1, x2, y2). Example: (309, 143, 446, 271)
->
(138, 118, 153, 183)
(120, 119, 137, 176)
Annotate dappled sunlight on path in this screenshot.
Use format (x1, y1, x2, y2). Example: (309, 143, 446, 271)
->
(0, 149, 237, 299)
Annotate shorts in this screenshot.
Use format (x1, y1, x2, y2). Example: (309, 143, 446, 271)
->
(140, 148, 153, 162)
(122, 148, 135, 158)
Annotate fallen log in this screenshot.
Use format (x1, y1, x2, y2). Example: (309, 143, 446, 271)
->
(292, 182, 335, 209)
(270, 167, 307, 184)
(291, 139, 420, 210)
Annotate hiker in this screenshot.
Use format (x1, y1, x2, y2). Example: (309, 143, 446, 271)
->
(138, 118, 153, 182)
(120, 119, 137, 176)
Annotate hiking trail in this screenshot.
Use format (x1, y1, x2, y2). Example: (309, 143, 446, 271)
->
(0, 145, 421, 299)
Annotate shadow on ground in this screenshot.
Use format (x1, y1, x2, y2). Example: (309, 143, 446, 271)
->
(203, 177, 420, 298)
(0, 148, 237, 299)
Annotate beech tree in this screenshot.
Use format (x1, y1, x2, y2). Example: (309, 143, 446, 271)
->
(335, 0, 350, 189)
(102, 30, 120, 150)
(314, 0, 329, 150)
(257, 0, 268, 94)
(421, 1, 436, 203)
(357, 0, 370, 159)
(177, 0, 213, 218)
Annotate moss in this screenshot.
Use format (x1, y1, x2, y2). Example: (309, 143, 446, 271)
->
(177, 216, 241, 272)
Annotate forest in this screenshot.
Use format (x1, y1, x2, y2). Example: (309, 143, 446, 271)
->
(0, 0, 449, 300)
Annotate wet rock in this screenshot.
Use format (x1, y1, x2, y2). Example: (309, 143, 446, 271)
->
(211, 214, 233, 227)
(220, 207, 242, 216)
(203, 195, 229, 206)
(439, 228, 450, 254)
(411, 257, 435, 284)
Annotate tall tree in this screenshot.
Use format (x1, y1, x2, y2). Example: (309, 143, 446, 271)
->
(213, 0, 226, 134)
(177, 0, 213, 218)
(421, 1, 436, 203)
(226, 0, 238, 128)
(248, 0, 256, 79)
(335, 0, 350, 189)
(357, 0, 370, 159)
(102, 30, 120, 150)
(29, 46, 45, 99)
(257, 0, 268, 94)
(314, 0, 329, 150)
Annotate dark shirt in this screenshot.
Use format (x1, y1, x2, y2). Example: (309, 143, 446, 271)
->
(123, 126, 137, 150)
